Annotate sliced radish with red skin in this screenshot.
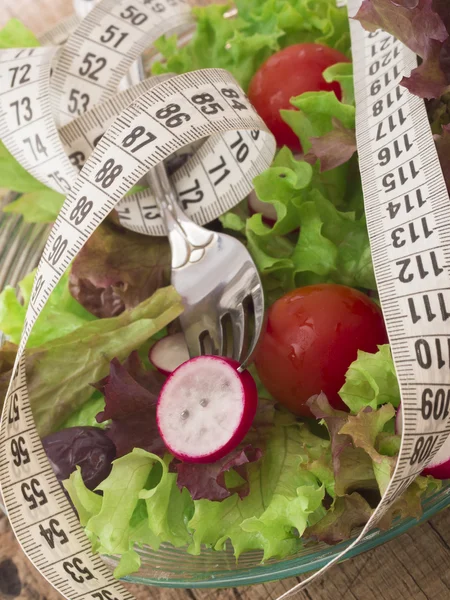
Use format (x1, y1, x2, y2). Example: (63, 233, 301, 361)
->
(248, 191, 277, 226)
(156, 356, 258, 463)
(422, 438, 450, 479)
(396, 404, 450, 480)
(149, 333, 190, 375)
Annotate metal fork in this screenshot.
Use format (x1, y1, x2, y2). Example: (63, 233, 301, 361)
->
(147, 163, 264, 365)
(73, 0, 265, 366)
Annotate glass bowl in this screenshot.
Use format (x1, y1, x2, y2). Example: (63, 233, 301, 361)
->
(2, 152, 450, 595)
(1, 0, 450, 590)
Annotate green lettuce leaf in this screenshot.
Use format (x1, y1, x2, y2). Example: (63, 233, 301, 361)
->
(59, 392, 107, 430)
(64, 467, 103, 527)
(0, 269, 96, 347)
(323, 62, 354, 105)
(0, 287, 183, 435)
(188, 412, 326, 561)
(65, 450, 192, 577)
(3, 190, 64, 223)
(0, 21, 64, 212)
(0, 18, 39, 48)
(339, 345, 401, 413)
(87, 449, 159, 555)
(236, 149, 374, 299)
(139, 455, 194, 548)
(152, 0, 350, 90)
(281, 91, 355, 153)
(0, 141, 49, 194)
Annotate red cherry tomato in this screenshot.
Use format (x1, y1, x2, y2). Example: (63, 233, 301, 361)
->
(248, 43, 350, 151)
(254, 284, 388, 416)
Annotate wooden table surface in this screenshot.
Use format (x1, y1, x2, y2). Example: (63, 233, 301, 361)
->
(2, 508, 450, 600)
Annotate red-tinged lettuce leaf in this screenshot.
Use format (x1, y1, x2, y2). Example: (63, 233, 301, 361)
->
(308, 393, 394, 497)
(69, 222, 170, 318)
(305, 492, 373, 544)
(354, 0, 450, 99)
(307, 393, 353, 478)
(94, 351, 163, 420)
(435, 124, 450, 193)
(94, 352, 166, 457)
(306, 118, 357, 172)
(339, 404, 396, 495)
(172, 445, 263, 502)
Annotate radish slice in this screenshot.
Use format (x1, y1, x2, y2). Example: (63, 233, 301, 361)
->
(422, 437, 450, 480)
(248, 190, 277, 226)
(149, 333, 190, 375)
(396, 403, 450, 480)
(157, 356, 258, 463)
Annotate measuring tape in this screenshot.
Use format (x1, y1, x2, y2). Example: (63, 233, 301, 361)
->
(276, 0, 450, 595)
(0, 8, 273, 235)
(0, 0, 449, 597)
(0, 1, 275, 598)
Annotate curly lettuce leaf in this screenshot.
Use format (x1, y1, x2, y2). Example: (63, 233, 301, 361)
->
(324, 62, 355, 104)
(0, 287, 183, 436)
(339, 404, 396, 495)
(64, 466, 102, 527)
(235, 145, 374, 299)
(87, 449, 159, 555)
(305, 492, 372, 544)
(339, 345, 401, 413)
(281, 90, 355, 152)
(152, 0, 350, 90)
(309, 393, 394, 496)
(188, 413, 326, 561)
(69, 222, 170, 318)
(139, 455, 194, 549)
(354, 0, 449, 99)
(0, 269, 96, 347)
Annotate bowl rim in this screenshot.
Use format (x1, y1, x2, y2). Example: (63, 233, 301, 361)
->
(118, 484, 450, 588)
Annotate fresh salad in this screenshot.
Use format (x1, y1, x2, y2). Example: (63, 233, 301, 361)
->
(1, 0, 450, 579)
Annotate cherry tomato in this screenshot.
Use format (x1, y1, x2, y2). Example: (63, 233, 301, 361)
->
(254, 284, 388, 416)
(248, 43, 350, 151)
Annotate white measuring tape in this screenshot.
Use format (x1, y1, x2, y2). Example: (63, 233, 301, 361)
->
(0, 0, 449, 597)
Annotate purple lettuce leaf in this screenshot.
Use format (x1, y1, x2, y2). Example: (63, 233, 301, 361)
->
(69, 222, 170, 318)
(171, 445, 263, 502)
(354, 0, 450, 99)
(308, 393, 353, 479)
(435, 123, 450, 193)
(93, 353, 268, 498)
(94, 352, 166, 457)
(306, 118, 357, 172)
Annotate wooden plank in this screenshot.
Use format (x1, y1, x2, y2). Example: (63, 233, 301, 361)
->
(3, 510, 450, 600)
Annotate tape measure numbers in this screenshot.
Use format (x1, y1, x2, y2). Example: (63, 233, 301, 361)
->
(1, 0, 450, 598)
(276, 3, 450, 595)
(0, 1, 274, 234)
(0, 1, 275, 598)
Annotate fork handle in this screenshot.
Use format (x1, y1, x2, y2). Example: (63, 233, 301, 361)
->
(145, 165, 214, 268)
(122, 61, 214, 268)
